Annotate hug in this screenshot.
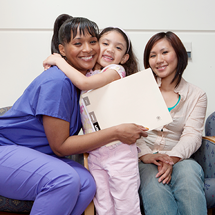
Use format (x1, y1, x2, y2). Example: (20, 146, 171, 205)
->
(0, 14, 208, 215)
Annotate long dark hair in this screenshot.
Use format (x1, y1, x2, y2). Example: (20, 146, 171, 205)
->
(99, 27, 139, 76)
(144, 31, 188, 87)
(51, 14, 73, 54)
(51, 14, 99, 54)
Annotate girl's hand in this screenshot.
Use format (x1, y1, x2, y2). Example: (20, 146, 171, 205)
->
(156, 161, 173, 184)
(116, 124, 148, 145)
(139, 153, 174, 166)
(43, 53, 63, 70)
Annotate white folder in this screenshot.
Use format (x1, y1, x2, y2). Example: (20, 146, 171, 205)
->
(81, 68, 172, 144)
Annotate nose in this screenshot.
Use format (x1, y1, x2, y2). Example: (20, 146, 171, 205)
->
(156, 54, 164, 63)
(107, 45, 114, 53)
(83, 42, 92, 53)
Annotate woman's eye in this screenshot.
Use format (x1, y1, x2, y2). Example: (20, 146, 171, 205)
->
(150, 55, 156, 58)
(163, 51, 168, 54)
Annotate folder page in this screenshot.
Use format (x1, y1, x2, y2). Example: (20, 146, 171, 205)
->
(81, 68, 172, 145)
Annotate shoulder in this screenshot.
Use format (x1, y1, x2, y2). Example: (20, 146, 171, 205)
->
(36, 66, 74, 89)
(102, 64, 126, 78)
(178, 78, 207, 102)
(41, 66, 67, 81)
(178, 78, 206, 95)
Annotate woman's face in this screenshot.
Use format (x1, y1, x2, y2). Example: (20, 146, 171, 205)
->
(97, 30, 129, 68)
(59, 29, 100, 75)
(149, 38, 178, 80)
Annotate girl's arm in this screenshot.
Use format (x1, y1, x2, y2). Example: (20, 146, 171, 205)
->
(43, 115, 148, 157)
(43, 53, 121, 91)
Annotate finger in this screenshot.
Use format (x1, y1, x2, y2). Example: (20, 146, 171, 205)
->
(160, 167, 172, 183)
(156, 167, 166, 178)
(43, 61, 46, 67)
(152, 160, 161, 166)
(158, 170, 169, 182)
(44, 65, 51, 70)
(140, 130, 148, 138)
(166, 177, 171, 184)
(158, 156, 174, 165)
(137, 125, 149, 131)
(162, 175, 171, 184)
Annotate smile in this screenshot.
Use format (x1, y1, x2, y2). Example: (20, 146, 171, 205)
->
(102, 55, 114, 61)
(81, 56, 93, 61)
(157, 65, 167, 71)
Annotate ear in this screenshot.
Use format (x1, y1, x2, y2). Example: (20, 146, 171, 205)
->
(120, 53, 129, 64)
(58, 44, 66, 57)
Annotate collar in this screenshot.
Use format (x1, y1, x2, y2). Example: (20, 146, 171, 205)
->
(156, 77, 188, 101)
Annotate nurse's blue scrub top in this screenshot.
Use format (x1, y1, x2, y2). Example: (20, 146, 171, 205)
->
(0, 66, 82, 155)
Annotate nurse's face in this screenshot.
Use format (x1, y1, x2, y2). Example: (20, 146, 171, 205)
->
(59, 29, 100, 75)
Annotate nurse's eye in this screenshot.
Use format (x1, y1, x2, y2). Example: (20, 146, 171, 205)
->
(74, 42, 81, 46)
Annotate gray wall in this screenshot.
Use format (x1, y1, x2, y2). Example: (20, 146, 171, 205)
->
(0, 0, 215, 125)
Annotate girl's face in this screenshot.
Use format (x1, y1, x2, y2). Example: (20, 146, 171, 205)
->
(59, 29, 100, 75)
(149, 38, 178, 80)
(97, 30, 129, 68)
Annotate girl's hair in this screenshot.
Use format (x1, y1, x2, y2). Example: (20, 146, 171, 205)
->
(99, 27, 139, 76)
(51, 14, 99, 54)
(144, 31, 188, 87)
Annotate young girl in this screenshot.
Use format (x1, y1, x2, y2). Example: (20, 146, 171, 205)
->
(44, 27, 144, 215)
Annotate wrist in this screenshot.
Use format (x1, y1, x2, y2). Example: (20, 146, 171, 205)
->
(57, 57, 65, 66)
(170, 156, 180, 164)
(139, 153, 150, 162)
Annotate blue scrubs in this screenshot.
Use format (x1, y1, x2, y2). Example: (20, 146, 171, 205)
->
(0, 66, 96, 215)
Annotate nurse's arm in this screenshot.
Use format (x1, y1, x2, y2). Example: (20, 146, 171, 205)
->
(43, 115, 148, 157)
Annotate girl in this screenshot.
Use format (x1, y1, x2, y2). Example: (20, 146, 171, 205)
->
(137, 31, 207, 215)
(44, 26, 159, 215)
(0, 15, 148, 215)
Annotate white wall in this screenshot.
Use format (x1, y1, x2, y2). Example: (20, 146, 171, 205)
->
(0, 0, 215, 124)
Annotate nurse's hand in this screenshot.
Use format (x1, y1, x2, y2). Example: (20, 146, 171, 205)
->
(116, 123, 148, 145)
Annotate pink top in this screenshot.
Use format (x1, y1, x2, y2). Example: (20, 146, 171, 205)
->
(136, 77, 207, 160)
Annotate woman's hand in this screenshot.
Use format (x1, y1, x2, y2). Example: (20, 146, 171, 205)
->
(139, 153, 174, 166)
(43, 53, 63, 70)
(156, 161, 173, 184)
(116, 124, 148, 145)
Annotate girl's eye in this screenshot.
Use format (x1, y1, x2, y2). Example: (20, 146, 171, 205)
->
(103, 42, 108, 46)
(116, 47, 122, 50)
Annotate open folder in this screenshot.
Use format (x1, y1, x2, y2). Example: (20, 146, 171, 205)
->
(81, 68, 172, 145)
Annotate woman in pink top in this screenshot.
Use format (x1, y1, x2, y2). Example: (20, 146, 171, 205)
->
(137, 31, 207, 215)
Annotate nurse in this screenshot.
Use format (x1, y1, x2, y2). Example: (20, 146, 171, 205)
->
(0, 15, 148, 215)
